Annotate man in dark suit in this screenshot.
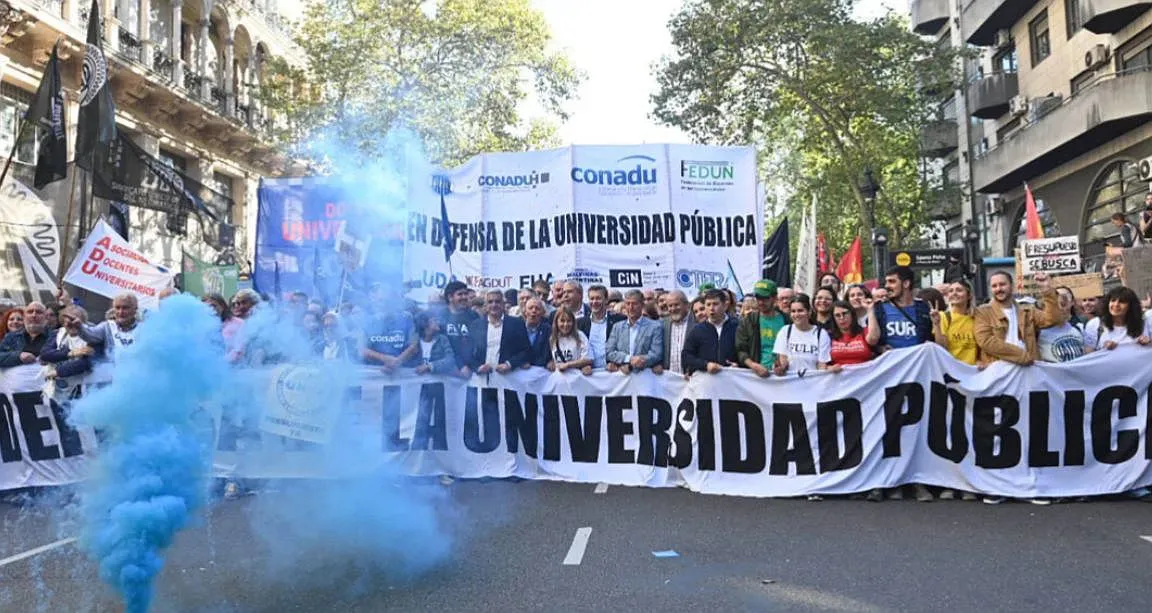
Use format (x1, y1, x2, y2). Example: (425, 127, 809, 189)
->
(577, 284, 624, 369)
(681, 289, 739, 376)
(521, 297, 551, 368)
(466, 289, 532, 373)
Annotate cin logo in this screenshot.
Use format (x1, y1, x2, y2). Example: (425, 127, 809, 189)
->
(676, 269, 725, 288)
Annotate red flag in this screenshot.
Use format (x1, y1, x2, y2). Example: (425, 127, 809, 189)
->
(816, 233, 831, 273)
(1024, 183, 1045, 240)
(836, 237, 864, 284)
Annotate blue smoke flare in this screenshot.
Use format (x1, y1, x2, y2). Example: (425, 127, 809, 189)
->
(70, 295, 229, 613)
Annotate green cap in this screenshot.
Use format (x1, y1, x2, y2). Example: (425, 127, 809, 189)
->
(753, 279, 778, 298)
(698, 282, 717, 292)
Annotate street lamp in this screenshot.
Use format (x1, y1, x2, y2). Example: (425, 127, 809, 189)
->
(962, 219, 982, 295)
(860, 168, 888, 282)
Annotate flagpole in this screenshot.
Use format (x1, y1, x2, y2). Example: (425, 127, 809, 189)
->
(0, 119, 33, 188)
(56, 162, 82, 285)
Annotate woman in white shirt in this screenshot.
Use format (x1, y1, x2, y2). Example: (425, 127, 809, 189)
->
(547, 308, 593, 375)
(772, 293, 832, 375)
(1083, 286, 1151, 352)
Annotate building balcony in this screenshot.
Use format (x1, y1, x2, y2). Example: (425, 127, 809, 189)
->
(920, 119, 960, 157)
(912, 0, 950, 34)
(1080, 0, 1152, 34)
(972, 67, 1152, 193)
(961, 0, 1041, 45)
(928, 188, 963, 221)
(968, 71, 1018, 119)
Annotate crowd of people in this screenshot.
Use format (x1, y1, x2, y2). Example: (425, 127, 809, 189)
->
(1, 264, 1150, 503)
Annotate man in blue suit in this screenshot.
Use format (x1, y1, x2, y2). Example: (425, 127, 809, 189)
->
(467, 289, 533, 374)
(605, 289, 663, 374)
(681, 289, 739, 376)
(521, 297, 551, 368)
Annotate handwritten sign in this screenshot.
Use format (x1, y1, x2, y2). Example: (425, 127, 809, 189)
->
(1053, 272, 1104, 300)
(1021, 236, 1080, 275)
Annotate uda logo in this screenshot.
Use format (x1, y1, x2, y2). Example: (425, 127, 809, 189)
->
(274, 366, 326, 419)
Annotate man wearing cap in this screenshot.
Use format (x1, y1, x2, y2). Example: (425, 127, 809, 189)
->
(736, 280, 788, 377)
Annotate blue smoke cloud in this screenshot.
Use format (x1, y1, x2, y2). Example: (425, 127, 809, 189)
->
(70, 295, 228, 613)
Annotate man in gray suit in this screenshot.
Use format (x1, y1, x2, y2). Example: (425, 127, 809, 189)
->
(605, 289, 663, 374)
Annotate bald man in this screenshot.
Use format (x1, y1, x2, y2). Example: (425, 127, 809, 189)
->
(0, 302, 51, 368)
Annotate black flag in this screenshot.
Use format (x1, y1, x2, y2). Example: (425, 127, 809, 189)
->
(75, 0, 117, 170)
(25, 42, 67, 188)
(762, 219, 792, 287)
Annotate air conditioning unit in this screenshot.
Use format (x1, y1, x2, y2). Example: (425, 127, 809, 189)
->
(986, 195, 1003, 215)
(1139, 156, 1152, 182)
(995, 29, 1012, 49)
(1008, 95, 1028, 116)
(1085, 44, 1109, 70)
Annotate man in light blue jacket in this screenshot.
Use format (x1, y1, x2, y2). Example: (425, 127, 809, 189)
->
(605, 290, 663, 374)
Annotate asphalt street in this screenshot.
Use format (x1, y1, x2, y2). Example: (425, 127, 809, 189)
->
(2, 480, 1151, 612)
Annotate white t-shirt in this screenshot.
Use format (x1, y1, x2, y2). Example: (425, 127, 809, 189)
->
(1003, 307, 1024, 349)
(772, 324, 831, 373)
(1084, 317, 1149, 350)
(485, 317, 503, 366)
(552, 331, 590, 363)
(420, 339, 435, 362)
(1037, 322, 1085, 363)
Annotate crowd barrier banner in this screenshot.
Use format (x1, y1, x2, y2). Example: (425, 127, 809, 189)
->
(256, 145, 762, 303)
(3, 344, 1152, 497)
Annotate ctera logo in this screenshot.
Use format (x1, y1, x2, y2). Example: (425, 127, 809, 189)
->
(571, 155, 658, 195)
(477, 171, 550, 191)
(676, 269, 726, 289)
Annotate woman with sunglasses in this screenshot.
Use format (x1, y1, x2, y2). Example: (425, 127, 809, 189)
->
(828, 301, 874, 368)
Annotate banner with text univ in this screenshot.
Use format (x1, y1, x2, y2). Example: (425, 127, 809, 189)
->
(4, 344, 1152, 497)
(255, 145, 761, 302)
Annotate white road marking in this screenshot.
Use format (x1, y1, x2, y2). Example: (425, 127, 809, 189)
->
(1140, 535, 1152, 545)
(0, 538, 77, 568)
(593, 482, 609, 494)
(562, 527, 593, 566)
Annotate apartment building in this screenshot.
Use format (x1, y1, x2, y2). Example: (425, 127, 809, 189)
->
(915, 0, 1152, 273)
(0, 0, 303, 301)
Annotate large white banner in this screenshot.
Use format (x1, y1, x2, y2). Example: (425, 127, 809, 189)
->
(4, 345, 1152, 497)
(63, 219, 173, 310)
(404, 145, 760, 301)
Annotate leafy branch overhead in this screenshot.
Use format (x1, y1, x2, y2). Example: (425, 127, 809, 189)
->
(652, 0, 962, 256)
(261, 0, 584, 166)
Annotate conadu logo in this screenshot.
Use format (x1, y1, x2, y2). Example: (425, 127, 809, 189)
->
(571, 154, 659, 196)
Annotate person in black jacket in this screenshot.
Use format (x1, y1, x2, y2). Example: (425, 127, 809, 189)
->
(466, 290, 533, 373)
(576, 284, 625, 369)
(681, 290, 739, 376)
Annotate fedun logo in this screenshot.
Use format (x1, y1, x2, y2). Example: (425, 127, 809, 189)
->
(679, 160, 736, 193)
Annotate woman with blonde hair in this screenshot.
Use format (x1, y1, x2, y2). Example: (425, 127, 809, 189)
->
(547, 307, 593, 375)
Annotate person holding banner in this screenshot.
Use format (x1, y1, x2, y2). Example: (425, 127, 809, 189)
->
(562, 281, 592, 320)
(0, 308, 23, 338)
(577, 285, 624, 369)
(360, 284, 415, 374)
(681, 289, 739, 376)
(736, 280, 787, 378)
(932, 281, 980, 366)
(974, 272, 1064, 365)
(38, 305, 97, 399)
(546, 308, 593, 375)
(1083, 286, 1151, 352)
(0, 302, 52, 368)
(828, 301, 874, 367)
(655, 290, 691, 375)
(605, 290, 663, 374)
(399, 311, 459, 374)
(442, 281, 481, 368)
(1037, 287, 1086, 363)
(771, 294, 831, 376)
(522, 298, 552, 368)
(866, 266, 933, 352)
(466, 290, 533, 374)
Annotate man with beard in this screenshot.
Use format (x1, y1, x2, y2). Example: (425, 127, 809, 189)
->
(974, 272, 1063, 365)
(735, 280, 787, 377)
(654, 290, 691, 375)
(0, 302, 52, 369)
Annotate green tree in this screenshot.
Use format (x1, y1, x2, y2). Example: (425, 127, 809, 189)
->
(652, 0, 959, 264)
(262, 0, 583, 166)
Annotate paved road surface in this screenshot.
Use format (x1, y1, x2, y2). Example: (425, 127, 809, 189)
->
(2, 481, 1151, 612)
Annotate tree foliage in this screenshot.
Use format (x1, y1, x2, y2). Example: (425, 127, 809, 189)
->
(261, 0, 583, 166)
(652, 0, 960, 262)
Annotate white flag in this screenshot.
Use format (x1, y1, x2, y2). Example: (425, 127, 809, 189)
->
(63, 220, 173, 310)
(793, 196, 817, 295)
